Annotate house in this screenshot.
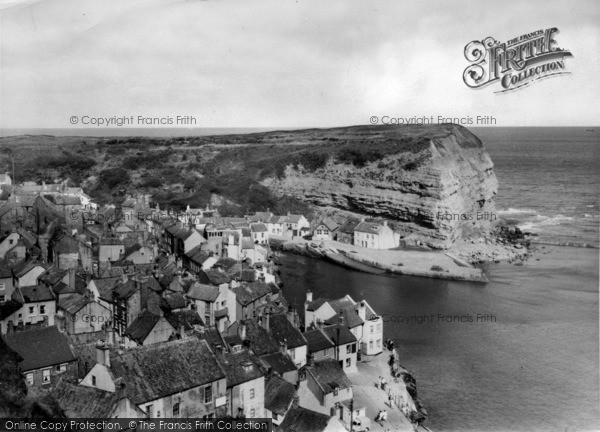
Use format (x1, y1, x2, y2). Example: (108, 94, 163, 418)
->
(322, 324, 358, 373)
(0, 260, 15, 303)
(0, 231, 30, 260)
(275, 406, 346, 432)
(185, 279, 234, 333)
(217, 350, 265, 419)
(303, 327, 335, 363)
(267, 215, 286, 236)
(19, 284, 57, 327)
(163, 309, 204, 337)
(165, 225, 206, 255)
(264, 374, 296, 426)
(183, 246, 214, 274)
(283, 213, 310, 239)
(334, 219, 359, 245)
(12, 260, 48, 287)
(268, 313, 308, 368)
(57, 293, 111, 335)
(353, 219, 397, 249)
(80, 338, 228, 418)
(313, 218, 339, 242)
(123, 309, 177, 348)
(232, 281, 276, 321)
(122, 243, 156, 265)
(50, 379, 147, 418)
(304, 358, 353, 412)
(4, 326, 77, 386)
(111, 276, 161, 336)
(250, 223, 269, 245)
(304, 292, 382, 356)
(52, 235, 80, 270)
(98, 238, 125, 263)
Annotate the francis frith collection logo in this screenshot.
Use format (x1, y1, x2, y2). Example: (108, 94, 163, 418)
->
(463, 27, 572, 93)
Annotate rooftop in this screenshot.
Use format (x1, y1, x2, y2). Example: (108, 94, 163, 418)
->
(5, 326, 76, 372)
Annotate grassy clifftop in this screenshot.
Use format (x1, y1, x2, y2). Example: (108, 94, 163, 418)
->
(0, 124, 474, 216)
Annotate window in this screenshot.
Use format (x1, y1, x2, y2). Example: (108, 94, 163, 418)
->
(346, 358, 351, 368)
(146, 404, 153, 418)
(377, 339, 381, 347)
(346, 345, 352, 354)
(250, 409, 255, 418)
(40, 305, 46, 314)
(369, 341, 373, 349)
(204, 385, 212, 404)
(376, 324, 382, 332)
(0, 282, 5, 291)
(323, 348, 329, 357)
(333, 386, 339, 396)
(26, 373, 33, 385)
(92, 376, 96, 386)
(272, 413, 278, 420)
(29, 306, 35, 315)
(42, 369, 51, 383)
(0, 295, 5, 303)
(370, 326, 374, 333)
(249, 389, 255, 399)
(172, 403, 180, 417)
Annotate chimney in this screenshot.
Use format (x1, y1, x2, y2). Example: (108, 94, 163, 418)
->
(357, 302, 366, 321)
(121, 273, 128, 283)
(286, 306, 296, 326)
(95, 340, 110, 368)
(239, 323, 247, 341)
(68, 268, 76, 291)
(179, 325, 185, 338)
(307, 353, 314, 367)
(279, 338, 287, 354)
(383, 220, 387, 227)
(306, 290, 313, 303)
(263, 312, 270, 331)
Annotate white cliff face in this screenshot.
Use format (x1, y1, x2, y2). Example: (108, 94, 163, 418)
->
(262, 126, 498, 249)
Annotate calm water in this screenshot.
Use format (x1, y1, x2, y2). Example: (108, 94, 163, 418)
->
(279, 127, 600, 431)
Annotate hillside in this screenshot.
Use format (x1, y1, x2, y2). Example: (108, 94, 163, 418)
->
(0, 124, 500, 249)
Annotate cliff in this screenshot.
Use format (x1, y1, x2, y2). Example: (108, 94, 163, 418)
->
(262, 124, 498, 249)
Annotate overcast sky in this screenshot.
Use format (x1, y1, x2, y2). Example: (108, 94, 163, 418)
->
(1, 0, 598, 130)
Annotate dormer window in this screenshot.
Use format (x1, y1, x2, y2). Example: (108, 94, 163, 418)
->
(242, 361, 254, 373)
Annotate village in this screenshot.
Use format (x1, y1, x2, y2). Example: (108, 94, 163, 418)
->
(0, 175, 426, 432)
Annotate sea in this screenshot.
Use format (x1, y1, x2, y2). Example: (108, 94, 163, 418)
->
(275, 127, 599, 432)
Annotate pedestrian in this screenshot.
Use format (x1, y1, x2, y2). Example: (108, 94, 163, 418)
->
(375, 410, 383, 426)
(378, 376, 383, 389)
(389, 339, 394, 350)
(381, 378, 387, 391)
(388, 392, 394, 407)
(381, 409, 388, 422)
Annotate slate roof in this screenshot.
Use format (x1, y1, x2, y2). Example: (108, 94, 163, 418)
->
(250, 223, 268, 233)
(187, 283, 219, 302)
(241, 238, 254, 250)
(217, 350, 265, 388)
(5, 326, 76, 371)
(54, 236, 79, 255)
(99, 238, 124, 246)
(306, 358, 352, 394)
(304, 328, 334, 354)
(201, 268, 231, 286)
(196, 327, 227, 353)
(0, 299, 23, 320)
(185, 246, 211, 266)
(233, 281, 273, 306)
(284, 214, 304, 224)
(260, 352, 297, 375)
(21, 284, 54, 303)
(160, 292, 187, 310)
(111, 338, 226, 405)
(337, 219, 360, 235)
(316, 217, 339, 231)
(248, 212, 273, 223)
(124, 310, 164, 344)
(265, 375, 296, 416)
(123, 243, 142, 257)
(58, 293, 89, 315)
(38, 266, 68, 286)
(12, 260, 48, 279)
(305, 298, 329, 312)
(164, 309, 204, 331)
(268, 314, 307, 349)
(0, 260, 12, 278)
(276, 406, 332, 432)
(50, 380, 120, 418)
(325, 309, 364, 329)
(354, 220, 389, 235)
(242, 319, 279, 356)
(213, 257, 237, 271)
(92, 278, 121, 303)
(113, 279, 138, 300)
(323, 324, 357, 346)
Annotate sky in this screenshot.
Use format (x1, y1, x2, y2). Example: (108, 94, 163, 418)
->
(0, 0, 599, 131)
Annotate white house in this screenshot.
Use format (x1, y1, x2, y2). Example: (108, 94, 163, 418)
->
(353, 219, 397, 249)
